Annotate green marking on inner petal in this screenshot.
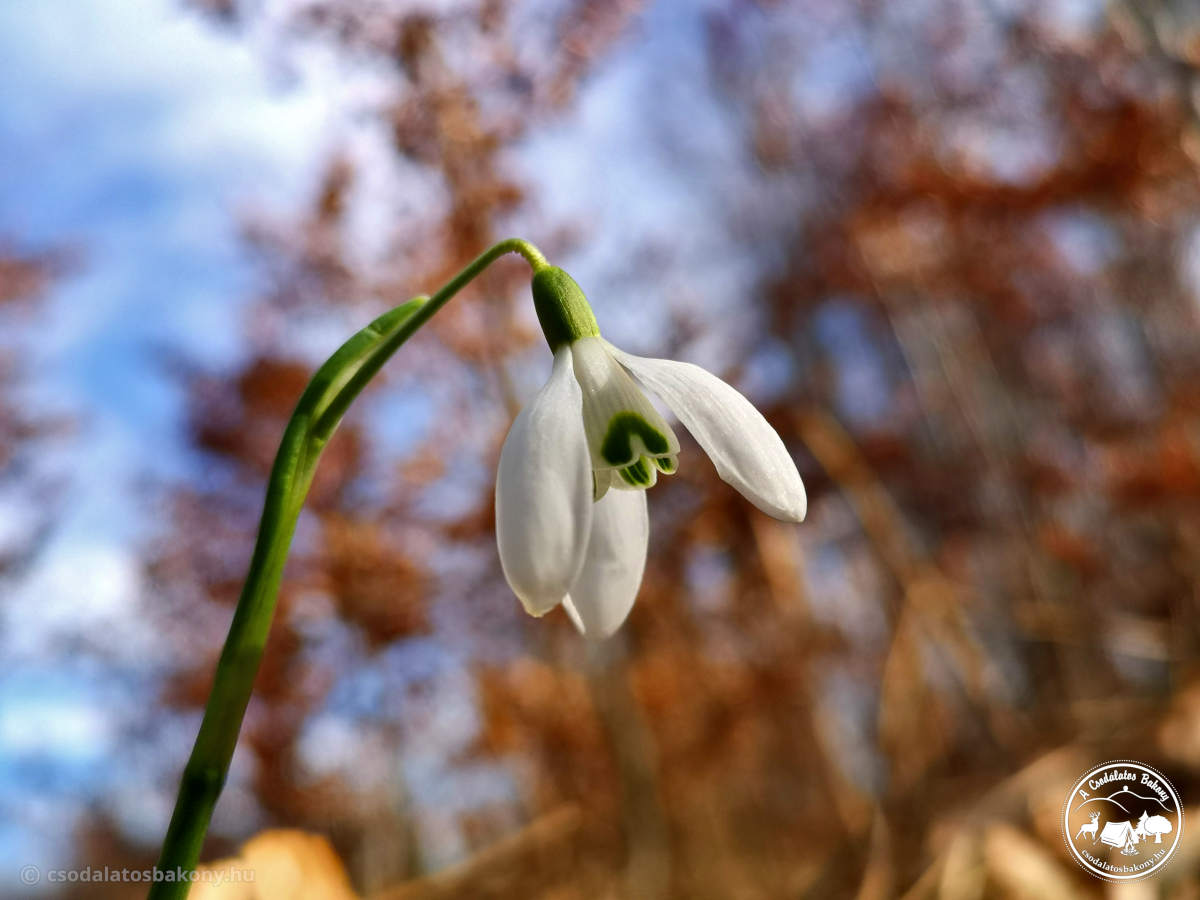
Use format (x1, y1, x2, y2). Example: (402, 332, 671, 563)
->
(618, 457, 655, 488)
(653, 455, 678, 475)
(600, 411, 671, 466)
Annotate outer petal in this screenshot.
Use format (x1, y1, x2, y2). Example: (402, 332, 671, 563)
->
(563, 488, 649, 639)
(605, 341, 807, 522)
(495, 346, 593, 616)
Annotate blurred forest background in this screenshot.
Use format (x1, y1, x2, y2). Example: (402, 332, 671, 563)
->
(4, 0, 1200, 896)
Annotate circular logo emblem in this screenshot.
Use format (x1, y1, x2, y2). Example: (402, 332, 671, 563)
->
(1062, 760, 1183, 881)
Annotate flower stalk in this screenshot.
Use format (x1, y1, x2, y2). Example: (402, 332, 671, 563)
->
(148, 238, 546, 899)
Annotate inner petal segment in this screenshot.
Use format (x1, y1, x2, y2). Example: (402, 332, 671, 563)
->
(571, 336, 680, 480)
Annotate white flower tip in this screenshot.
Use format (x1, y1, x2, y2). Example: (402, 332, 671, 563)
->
(744, 475, 806, 522)
(561, 597, 587, 634)
(516, 590, 566, 618)
(561, 596, 621, 640)
(775, 479, 807, 523)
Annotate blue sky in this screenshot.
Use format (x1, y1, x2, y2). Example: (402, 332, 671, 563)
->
(0, 0, 338, 886)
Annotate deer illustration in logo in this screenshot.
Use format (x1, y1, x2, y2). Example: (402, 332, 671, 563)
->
(1076, 811, 1101, 843)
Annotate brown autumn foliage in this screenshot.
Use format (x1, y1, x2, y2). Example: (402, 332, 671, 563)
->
(0, 242, 72, 566)
(115, 1, 1200, 897)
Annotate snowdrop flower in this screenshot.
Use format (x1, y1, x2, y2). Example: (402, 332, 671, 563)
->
(496, 267, 806, 638)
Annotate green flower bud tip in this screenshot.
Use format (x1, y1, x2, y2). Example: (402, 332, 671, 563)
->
(531, 266, 600, 351)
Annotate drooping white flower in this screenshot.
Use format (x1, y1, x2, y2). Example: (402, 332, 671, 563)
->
(495, 267, 806, 639)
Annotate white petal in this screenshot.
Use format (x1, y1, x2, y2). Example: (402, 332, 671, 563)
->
(495, 346, 594, 616)
(561, 597, 586, 633)
(565, 488, 649, 639)
(605, 341, 807, 522)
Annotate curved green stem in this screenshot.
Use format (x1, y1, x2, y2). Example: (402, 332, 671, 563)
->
(148, 238, 546, 899)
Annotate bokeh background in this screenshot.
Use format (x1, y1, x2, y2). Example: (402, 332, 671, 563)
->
(3, 0, 1200, 896)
